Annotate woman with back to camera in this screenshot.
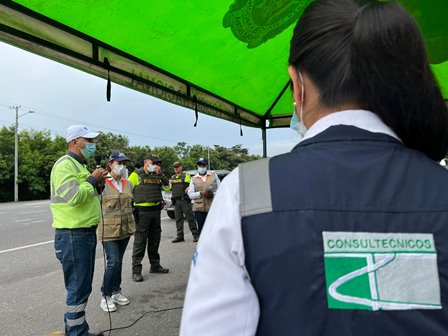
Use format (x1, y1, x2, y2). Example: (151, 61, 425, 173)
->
(180, 0, 448, 335)
(98, 152, 136, 313)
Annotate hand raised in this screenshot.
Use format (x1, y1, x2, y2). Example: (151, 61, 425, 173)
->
(154, 165, 162, 175)
(91, 167, 108, 182)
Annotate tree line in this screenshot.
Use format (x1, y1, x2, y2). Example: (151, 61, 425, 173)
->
(0, 126, 261, 202)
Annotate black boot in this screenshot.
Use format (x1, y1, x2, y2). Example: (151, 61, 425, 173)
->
(172, 237, 185, 243)
(132, 273, 143, 282)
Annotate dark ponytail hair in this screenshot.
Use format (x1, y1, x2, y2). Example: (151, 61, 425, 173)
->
(289, 0, 448, 161)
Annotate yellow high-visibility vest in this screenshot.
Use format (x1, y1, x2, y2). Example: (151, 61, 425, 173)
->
(50, 154, 100, 229)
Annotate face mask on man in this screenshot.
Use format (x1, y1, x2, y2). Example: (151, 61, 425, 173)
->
(113, 164, 125, 176)
(197, 166, 207, 175)
(290, 70, 307, 141)
(147, 164, 155, 173)
(80, 142, 96, 159)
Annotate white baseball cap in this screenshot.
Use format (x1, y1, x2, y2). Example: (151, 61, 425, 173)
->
(65, 125, 100, 143)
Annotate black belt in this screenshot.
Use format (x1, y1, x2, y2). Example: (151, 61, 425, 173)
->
(136, 204, 161, 212)
(173, 196, 190, 201)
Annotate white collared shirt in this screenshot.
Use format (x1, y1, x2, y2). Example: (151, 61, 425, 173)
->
(180, 110, 401, 336)
(107, 175, 124, 192)
(300, 109, 401, 143)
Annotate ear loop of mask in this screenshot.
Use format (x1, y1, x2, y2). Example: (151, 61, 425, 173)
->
(297, 70, 304, 123)
(290, 70, 308, 140)
(290, 70, 305, 128)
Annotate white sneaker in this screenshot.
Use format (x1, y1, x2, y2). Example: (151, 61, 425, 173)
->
(100, 296, 117, 312)
(111, 292, 130, 306)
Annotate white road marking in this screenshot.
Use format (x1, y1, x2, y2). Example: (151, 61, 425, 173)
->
(0, 240, 54, 254)
(1, 216, 171, 255)
(32, 220, 46, 223)
(21, 210, 48, 214)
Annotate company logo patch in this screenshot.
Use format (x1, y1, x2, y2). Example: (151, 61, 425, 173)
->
(323, 231, 441, 311)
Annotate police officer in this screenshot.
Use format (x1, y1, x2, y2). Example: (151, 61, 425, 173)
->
(180, 1, 448, 335)
(129, 154, 170, 282)
(170, 162, 199, 243)
(51, 125, 107, 336)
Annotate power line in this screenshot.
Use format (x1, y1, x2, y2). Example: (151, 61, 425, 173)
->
(1, 102, 180, 144)
(0, 120, 60, 135)
(0, 101, 21, 108)
(39, 110, 179, 143)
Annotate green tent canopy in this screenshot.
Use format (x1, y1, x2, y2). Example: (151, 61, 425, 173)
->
(1, 0, 447, 146)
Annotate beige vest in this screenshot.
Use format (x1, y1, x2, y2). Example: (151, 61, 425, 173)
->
(192, 172, 217, 213)
(98, 178, 136, 241)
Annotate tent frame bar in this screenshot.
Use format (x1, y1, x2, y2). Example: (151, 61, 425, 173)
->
(0, 1, 272, 129)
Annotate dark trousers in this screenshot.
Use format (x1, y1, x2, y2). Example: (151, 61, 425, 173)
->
(55, 228, 96, 336)
(132, 209, 162, 274)
(174, 200, 198, 239)
(101, 237, 130, 297)
(194, 211, 208, 236)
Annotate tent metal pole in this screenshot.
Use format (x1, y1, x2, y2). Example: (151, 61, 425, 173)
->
(262, 125, 267, 158)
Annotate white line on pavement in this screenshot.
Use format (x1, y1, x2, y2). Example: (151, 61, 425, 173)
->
(1, 217, 171, 255)
(32, 220, 46, 223)
(0, 240, 54, 254)
(21, 210, 48, 214)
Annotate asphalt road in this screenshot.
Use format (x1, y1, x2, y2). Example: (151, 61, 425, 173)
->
(0, 200, 197, 336)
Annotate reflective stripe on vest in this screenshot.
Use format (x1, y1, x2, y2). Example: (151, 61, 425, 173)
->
(50, 156, 82, 204)
(239, 158, 272, 217)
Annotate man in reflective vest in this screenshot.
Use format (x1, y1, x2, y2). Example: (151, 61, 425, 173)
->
(170, 161, 199, 243)
(50, 125, 108, 336)
(129, 153, 170, 282)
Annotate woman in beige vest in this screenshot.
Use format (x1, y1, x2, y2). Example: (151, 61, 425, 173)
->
(98, 152, 136, 313)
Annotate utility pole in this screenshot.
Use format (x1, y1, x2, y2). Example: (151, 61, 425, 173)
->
(10, 106, 34, 202)
(207, 147, 211, 170)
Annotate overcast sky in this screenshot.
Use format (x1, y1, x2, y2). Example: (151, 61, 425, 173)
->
(0, 41, 298, 157)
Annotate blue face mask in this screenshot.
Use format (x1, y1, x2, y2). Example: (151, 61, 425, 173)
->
(290, 70, 307, 141)
(197, 166, 207, 175)
(290, 103, 307, 140)
(80, 142, 96, 159)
